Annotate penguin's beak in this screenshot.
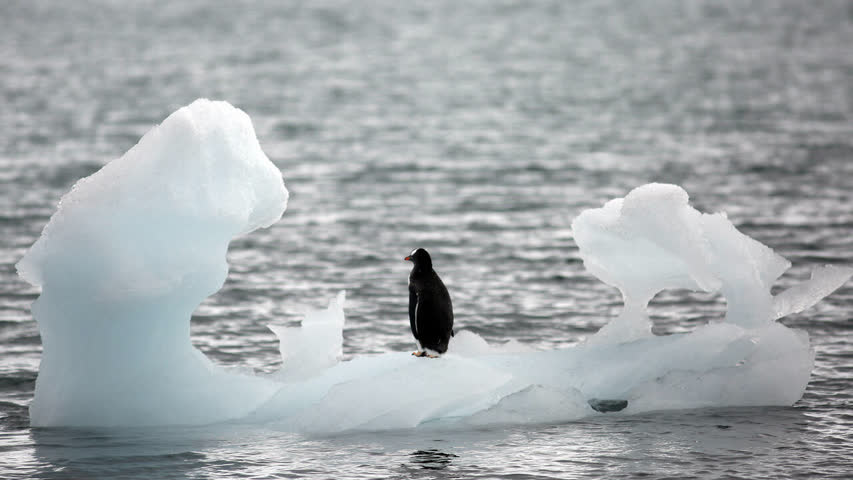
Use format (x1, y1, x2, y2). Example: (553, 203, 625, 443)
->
(404, 256, 412, 261)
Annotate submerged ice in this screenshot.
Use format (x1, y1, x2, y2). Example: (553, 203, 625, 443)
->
(18, 100, 853, 430)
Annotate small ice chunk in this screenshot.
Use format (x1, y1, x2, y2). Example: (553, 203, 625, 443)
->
(773, 265, 853, 319)
(269, 291, 346, 380)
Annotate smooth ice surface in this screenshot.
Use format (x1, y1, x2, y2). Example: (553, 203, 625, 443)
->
(269, 291, 347, 381)
(18, 105, 852, 430)
(17, 99, 287, 426)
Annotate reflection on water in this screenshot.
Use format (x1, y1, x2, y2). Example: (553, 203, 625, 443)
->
(28, 425, 218, 480)
(409, 449, 458, 471)
(0, 403, 838, 479)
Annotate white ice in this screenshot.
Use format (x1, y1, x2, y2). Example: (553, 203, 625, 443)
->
(268, 291, 346, 381)
(18, 100, 853, 431)
(18, 99, 288, 426)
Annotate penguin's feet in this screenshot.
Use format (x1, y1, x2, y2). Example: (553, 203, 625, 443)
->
(412, 351, 440, 358)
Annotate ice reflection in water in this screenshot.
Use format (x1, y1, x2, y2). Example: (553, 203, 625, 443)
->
(408, 449, 458, 471)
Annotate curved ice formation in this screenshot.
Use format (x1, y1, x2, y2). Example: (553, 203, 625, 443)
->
(18, 99, 288, 426)
(570, 183, 847, 342)
(18, 100, 852, 430)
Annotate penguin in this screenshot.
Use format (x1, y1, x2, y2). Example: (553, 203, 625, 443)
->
(405, 248, 454, 357)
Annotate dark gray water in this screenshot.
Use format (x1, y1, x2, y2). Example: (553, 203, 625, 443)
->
(2, 0, 852, 478)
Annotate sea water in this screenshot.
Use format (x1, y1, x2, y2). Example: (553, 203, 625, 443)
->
(2, 1, 852, 478)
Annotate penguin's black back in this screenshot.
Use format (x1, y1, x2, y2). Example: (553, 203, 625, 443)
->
(407, 249, 454, 354)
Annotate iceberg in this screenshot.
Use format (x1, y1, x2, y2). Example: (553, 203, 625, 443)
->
(18, 100, 852, 431)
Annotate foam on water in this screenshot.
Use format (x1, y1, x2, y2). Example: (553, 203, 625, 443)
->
(17, 100, 852, 430)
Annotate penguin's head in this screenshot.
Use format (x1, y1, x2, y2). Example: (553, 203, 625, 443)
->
(404, 248, 432, 268)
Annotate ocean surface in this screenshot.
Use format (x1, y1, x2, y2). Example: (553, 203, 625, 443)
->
(2, 0, 852, 478)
